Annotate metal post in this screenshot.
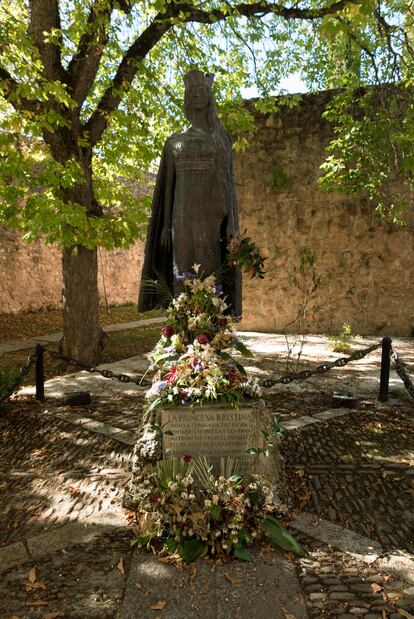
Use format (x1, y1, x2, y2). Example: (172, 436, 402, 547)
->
(35, 344, 45, 401)
(378, 337, 392, 402)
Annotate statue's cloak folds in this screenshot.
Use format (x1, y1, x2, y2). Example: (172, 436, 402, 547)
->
(138, 149, 173, 312)
(138, 136, 242, 316)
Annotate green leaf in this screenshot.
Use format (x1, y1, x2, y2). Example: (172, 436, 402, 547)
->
(261, 516, 305, 557)
(145, 397, 162, 414)
(177, 538, 208, 564)
(210, 505, 222, 520)
(235, 341, 253, 357)
(233, 544, 252, 561)
(234, 361, 247, 376)
(229, 475, 244, 484)
(166, 536, 178, 553)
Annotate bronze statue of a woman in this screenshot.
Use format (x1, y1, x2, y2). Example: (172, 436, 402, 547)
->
(138, 69, 242, 315)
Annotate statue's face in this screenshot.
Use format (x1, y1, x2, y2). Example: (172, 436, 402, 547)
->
(186, 81, 210, 110)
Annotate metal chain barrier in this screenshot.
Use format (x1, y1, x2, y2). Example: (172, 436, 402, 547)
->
(0, 350, 38, 405)
(259, 342, 381, 388)
(47, 350, 152, 387)
(390, 346, 414, 400)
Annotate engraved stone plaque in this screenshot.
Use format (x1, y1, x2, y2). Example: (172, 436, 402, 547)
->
(160, 401, 283, 485)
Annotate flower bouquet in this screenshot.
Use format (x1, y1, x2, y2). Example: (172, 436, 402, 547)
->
(145, 265, 261, 414)
(132, 455, 304, 563)
(227, 231, 266, 279)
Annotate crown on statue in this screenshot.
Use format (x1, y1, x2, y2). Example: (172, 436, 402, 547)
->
(184, 69, 214, 88)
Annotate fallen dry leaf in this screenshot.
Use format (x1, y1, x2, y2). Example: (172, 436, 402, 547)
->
(225, 575, 242, 584)
(117, 558, 125, 575)
(150, 600, 166, 610)
(134, 582, 149, 595)
(28, 567, 37, 584)
(26, 601, 48, 607)
(42, 612, 61, 619)
(25, 581, 46, 592)
(371, 583, 382, 593)
(189, 565, 197, 582)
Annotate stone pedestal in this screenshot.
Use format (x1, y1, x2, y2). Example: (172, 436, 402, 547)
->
(159, 400, 283, 487)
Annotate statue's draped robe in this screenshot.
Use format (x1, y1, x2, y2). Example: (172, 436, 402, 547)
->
(138, 126, 242, 315)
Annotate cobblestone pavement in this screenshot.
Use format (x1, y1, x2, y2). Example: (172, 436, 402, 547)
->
(282, 405, 414, 552)
(295, 532, 414, 618)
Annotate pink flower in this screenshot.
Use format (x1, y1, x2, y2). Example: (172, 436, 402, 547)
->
(164, 365, 178, 383)
(197, 334, 209, 345)
(183, 454, 192, 463)
(161, 325, 174, 338)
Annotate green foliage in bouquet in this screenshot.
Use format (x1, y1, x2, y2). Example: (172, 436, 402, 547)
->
(145, 266, 261, 413)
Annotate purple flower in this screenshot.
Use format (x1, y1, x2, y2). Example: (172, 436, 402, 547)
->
(183, 454, 192, 463)
(194, 363, 203, 372)
(150, 493, 160, 504)
(176, 271, 196, 281)
(197, 334, 209, 345)
(214, 284, 223, 296)
(217, 317, 227, 327)
(237, 485, 246, 493)
(157, 380, 168, 392)
(161, 325, 174, 337)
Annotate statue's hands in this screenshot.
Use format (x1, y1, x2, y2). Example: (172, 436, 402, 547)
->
(160, 225, 171, 250)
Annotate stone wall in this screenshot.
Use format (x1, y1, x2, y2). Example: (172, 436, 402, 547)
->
(1, 89, 413, 335)
(0, 226, 145, 315)
(235, 91, 414, 336)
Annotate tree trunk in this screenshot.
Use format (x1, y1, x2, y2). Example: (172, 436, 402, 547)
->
(61, 245, 107, 364)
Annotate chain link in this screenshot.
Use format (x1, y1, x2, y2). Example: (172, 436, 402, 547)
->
(390, 346, 414, 400)
(0, 351, 38, 405)
(47, 350, 152, 387)
(259, 342, 381, 388)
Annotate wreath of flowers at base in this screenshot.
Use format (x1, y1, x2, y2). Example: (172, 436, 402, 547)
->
(132, 455, 304, 563)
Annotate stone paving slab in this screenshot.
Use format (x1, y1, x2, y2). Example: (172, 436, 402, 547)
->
(313, 408, 351, 421)
(0, 339, 41, 353)
(120, 549, 308, 619)
(104, 316, 165, 331)
(290, 513, 383, 564)
(377, 551, 414, 585)
(27, 522, 102, 559)
(0, 541, 29, 573)
(281, 415, 320, 430)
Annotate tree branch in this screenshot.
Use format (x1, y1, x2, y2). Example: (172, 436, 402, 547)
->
(85, 0, 352, 146)
(85, 16, 173, 145)
(171, 0, 352, 23)
(0, 65, 44, 114)
(29, 0, 65, 82)
(67, 1, 115, 105)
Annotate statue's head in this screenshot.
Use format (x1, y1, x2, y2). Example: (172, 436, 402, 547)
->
(183, 69, 218, 127)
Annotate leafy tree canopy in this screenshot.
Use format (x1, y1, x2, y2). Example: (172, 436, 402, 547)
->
(0, 0, 412, 250)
